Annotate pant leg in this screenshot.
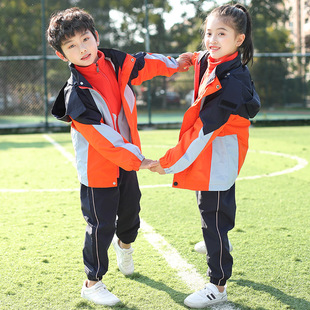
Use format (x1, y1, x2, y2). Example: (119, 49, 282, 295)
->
(80, 184, 119, 281)
(115, 169, 141, 244)
(196, 184, 236, 286)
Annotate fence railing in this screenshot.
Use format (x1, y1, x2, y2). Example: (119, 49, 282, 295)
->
(0, 53, 309, 132)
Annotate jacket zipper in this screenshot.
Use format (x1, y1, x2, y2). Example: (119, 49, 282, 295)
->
(95, 62, 119, 132)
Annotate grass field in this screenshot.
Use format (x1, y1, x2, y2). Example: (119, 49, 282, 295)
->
(0, 126, 309, 310)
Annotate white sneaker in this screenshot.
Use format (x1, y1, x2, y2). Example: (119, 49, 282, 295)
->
(81, 281, 120, 306)
(112, 235, 134, 275)
(184, 283, 227, 308)
(194, 239, 233, 254)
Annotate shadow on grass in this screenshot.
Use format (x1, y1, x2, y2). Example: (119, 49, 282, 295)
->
(232, 279, 310, 310)
(0, 141, 53, 150)
(74, 300, 140, 310)
(130, 272, 188, 307)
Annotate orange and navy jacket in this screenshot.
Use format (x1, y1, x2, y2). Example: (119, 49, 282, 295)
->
(52, 48, 179, 188)
(159, 51, 260, 191)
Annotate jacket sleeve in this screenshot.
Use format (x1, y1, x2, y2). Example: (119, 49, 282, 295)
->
(130, 52, 179, 85)
(72, 119, 144, 171)
(159, 115, 225, 174)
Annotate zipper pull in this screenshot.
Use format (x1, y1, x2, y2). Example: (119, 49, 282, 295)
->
(96, 63, 99, 72)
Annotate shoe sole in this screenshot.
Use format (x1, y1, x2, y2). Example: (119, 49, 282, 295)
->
(81, 293, 120, 306)
(184, 298, 227, 308)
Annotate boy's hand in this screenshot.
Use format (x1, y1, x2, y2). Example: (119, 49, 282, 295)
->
(177, 52, 193, 72)
(149, 161, 166, 175)
(140, 158, 158, 169)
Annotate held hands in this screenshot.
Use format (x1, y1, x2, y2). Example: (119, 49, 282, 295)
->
(149, 161, 166, 175)
(139, 158, 158, 169)
(177, 52, 194, 72)
(139, 159, 166, 175)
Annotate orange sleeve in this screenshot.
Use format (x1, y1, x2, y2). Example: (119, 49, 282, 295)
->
(131, 53, 179, 85)
(72, 120, 144, 171)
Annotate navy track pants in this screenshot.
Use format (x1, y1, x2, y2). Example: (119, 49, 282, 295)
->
(196, 184, 236, 286)
(80, 169, 141, 281)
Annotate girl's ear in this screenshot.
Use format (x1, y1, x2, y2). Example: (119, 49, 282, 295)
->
(236, 33, 246, 47)
(55, 51, 68, 62)
(95, 30, 100, 46)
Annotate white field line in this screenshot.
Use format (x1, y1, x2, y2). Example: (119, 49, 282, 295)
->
(140, 219, 239, 310)
(140, 218, 205, 290)
(43, 134, 76, 167)
(238, 149, 308, 180)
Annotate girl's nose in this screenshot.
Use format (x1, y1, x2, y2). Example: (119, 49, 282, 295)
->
(210, 35, 217, 44)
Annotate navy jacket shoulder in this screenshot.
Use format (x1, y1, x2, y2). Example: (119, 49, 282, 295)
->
(198, 54, 261, 134)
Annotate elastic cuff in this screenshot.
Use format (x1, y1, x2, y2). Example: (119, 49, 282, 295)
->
(210, 277, 227, 287)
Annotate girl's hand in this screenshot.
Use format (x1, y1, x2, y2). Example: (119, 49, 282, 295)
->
(140, 158, 158, 169)
(177, 52, 193, 72)
(149, 161, 166, 175)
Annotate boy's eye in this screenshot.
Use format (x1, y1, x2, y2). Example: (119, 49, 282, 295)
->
(68, 44, 75, 49)
(83, 37, 89, 42)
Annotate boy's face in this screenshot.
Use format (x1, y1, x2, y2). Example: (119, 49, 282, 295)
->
(56, 30, 99, 67)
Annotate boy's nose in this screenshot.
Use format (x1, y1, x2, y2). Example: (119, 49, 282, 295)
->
(80, 44, 87, 53)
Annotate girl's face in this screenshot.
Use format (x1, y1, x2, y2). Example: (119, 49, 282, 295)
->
(204, 15, 245, 60)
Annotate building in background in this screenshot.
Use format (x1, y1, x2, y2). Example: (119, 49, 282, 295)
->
(284, 0, 310, 53)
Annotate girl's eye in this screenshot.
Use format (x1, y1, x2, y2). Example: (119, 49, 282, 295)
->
(68, 44, 75, 49)
(83, 37, 89, 42)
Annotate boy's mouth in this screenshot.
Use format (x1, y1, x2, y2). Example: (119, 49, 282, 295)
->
(81, 53, 91, 60)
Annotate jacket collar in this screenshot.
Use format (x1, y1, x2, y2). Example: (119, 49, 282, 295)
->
(215, 53, 242, 78)
(67, 63, 92, 88)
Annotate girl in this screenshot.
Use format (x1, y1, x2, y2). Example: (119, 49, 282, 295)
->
(151, 4, 260, 308)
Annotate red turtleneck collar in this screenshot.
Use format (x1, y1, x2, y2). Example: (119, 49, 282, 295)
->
(206, 51, 238, 76)
(75, 50, 105, 73)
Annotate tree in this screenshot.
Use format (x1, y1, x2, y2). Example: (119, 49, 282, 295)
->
(248, 0, 297, 107)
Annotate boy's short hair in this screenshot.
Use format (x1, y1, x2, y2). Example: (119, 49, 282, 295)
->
(47, 7, 96, 55)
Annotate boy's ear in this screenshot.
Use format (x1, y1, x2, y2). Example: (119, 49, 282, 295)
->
(95, 30, 100, 46)
(55, 51, 68, 62)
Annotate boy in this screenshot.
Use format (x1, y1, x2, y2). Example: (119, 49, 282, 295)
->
(47, 7, 188, 307)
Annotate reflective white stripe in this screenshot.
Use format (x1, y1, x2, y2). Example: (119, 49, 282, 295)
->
(144, 53, 178, 69)
(209, 135, 239, 191)
(164, 128, 212, 174)
(88, 89, 114, 128)
(90, 188, 101, 281)
(118, 106, 131, 142)
(215, 192, 225, 284)
(71, 128, 89, 186)
(92, 123, 144, 161)
(124, 84, 135, 113)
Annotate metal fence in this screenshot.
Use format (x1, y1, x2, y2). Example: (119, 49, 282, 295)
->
(0, 53, 310, 133)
